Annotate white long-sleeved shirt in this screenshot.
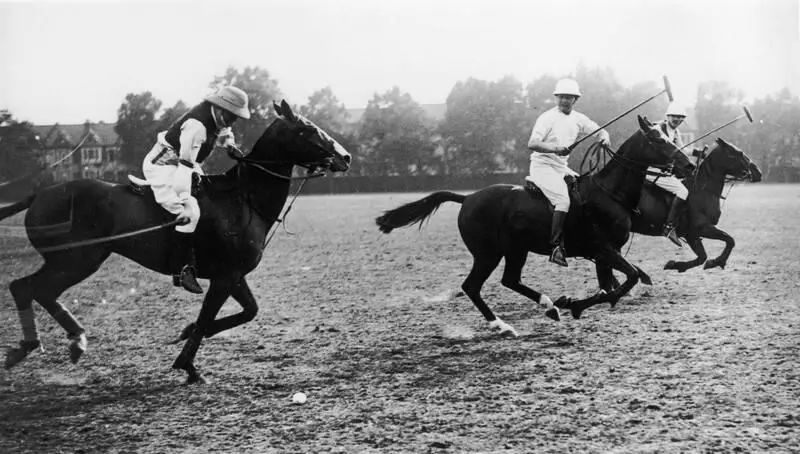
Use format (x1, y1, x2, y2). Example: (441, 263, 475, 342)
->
(527, 107, 609, 168)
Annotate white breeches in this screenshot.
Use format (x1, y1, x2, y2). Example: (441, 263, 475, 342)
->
(526, 162, 578, 212)
(142, 144, 203, 233)
(646, 171, 688, 200)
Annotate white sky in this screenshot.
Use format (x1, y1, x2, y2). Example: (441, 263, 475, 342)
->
(1, 0, 799, 124)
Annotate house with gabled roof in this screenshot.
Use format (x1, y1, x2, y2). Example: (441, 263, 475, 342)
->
(31, 121, 122, 182)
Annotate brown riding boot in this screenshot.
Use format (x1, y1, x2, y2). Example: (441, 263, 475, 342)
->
(549, 211, 569, 267)
(171, 232, 204, 294)
(663, 197, 685, 248)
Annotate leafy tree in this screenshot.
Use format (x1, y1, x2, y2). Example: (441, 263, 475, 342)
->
(298, 87, 361, 176)
(440, 76, 528, 174)
(358, 87, 435, 176)
(743, 88, 800, 181)
(115, 92, 162, 168)
(154, 100, 189, 133)
(0, 110, 42, 182)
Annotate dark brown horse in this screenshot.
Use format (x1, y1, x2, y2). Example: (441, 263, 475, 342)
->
(0, 100, 351, 383)
(631, 138, 761, 272)
(375, 116, 680, 332)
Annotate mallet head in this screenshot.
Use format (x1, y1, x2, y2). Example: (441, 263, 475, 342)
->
(743, 105, 754, 123)
(662, 75, 674, 102)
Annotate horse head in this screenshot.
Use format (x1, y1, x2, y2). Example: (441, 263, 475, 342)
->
(708, 138, 762, 182)
(248, 100, 351, 173)
(622, 115, 680, 169)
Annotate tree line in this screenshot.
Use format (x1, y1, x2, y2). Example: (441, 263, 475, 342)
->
(2, 63, 799, 182)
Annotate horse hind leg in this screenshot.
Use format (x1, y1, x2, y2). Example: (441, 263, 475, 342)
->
(460, 249, 516, 336)
(6, 250, 109, 368)
(500, 249, 560, 322)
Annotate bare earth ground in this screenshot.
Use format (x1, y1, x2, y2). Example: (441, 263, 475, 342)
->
(0, 183, 798, 453)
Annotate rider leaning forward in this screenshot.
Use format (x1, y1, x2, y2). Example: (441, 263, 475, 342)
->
(142, 86, 251, 294)
(526, 78, 611, 267)
(647, 102, 692, 247)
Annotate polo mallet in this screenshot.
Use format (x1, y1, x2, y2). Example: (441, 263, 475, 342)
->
(567, 75, 674, 151)
(679, 105, 754, 152)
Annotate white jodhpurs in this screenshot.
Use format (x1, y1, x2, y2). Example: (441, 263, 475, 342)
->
(142, 143, 203, 233)
(526, 161, 578, 212)
(646, 171, 688, 200)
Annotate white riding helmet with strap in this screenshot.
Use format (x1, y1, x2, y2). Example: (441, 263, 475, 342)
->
(204, 86, 251, 119)
(553, 79, 582, 97)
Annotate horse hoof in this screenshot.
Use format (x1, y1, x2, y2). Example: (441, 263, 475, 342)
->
(488, 319, 519, 337)
(186, 374, 210, 385)
(570, 307, 584, 320)
(703, 261, 715, 270)
(68, 333, 87, 364)
(545, 307, 561, 322)
(664, 261, 677, 270)
(554, 296, 571, 309)
(167, 323, 197, 345)
(4, 340, 43, 369)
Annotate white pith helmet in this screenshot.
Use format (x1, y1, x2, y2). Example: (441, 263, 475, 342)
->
(553, 79, 582, 97)
(204, 86, 251, 119)
(665, 102, 687, 118)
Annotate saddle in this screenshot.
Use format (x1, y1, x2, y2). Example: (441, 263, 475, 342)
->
(127, 174, 204, 198)
(524, 175, 584, 209)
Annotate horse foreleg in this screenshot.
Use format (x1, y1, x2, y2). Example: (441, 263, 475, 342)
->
(204, 278, 259, 337)
(595, 260, 621, 293)
(172, 278, 235, 384)
(665, 236, 707, 272)
(566, 248, 641, 319)
(698, 225, 735, 270)
(501, 249, 560, 322)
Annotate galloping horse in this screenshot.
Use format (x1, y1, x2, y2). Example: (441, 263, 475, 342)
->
(375, 116, 679, 332)
(629, 138, 761, 273)
(0, 100, 351, 383)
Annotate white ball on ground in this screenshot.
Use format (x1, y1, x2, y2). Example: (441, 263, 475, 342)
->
(291, 392, 307, 404)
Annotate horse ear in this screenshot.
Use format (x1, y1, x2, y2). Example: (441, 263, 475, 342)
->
(637, 115, 650, 131)
(273, 100, 283, 117)
(280, 100, 297, 121)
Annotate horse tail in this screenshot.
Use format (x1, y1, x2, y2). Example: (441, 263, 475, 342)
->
(0, 194, 35, 221)
(376, 191, 466, 234)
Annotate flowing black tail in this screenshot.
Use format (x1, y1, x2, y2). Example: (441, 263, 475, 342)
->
(375, 191, 466, 233)
(0, 194, 35, 221)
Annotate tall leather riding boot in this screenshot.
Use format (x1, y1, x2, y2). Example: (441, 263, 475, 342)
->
(549, 211, 569, 267)
(171, 232, 204, 294)
(663, 197, 685, 247)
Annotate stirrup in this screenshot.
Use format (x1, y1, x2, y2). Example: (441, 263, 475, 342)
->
(663, 226, 683, 248)
(549, 246, 569, 267)
(174, 265, 203, 294)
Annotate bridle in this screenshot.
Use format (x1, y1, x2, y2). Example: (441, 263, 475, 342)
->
(226, 146, 333, 181)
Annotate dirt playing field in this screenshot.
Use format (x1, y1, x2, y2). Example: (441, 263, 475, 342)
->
(0, 183, 798, 453)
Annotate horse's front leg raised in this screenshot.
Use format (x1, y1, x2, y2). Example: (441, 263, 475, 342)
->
(562, 247, 642, 319)
(172, 276, 238, 384)
(697, 225, 735, 270)
(664, 236, 707, 272)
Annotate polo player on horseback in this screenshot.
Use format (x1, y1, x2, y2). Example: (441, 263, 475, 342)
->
(526, 78, 611, 267)
(645, 102, 691, 247)
(142, 85, 251, 294)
